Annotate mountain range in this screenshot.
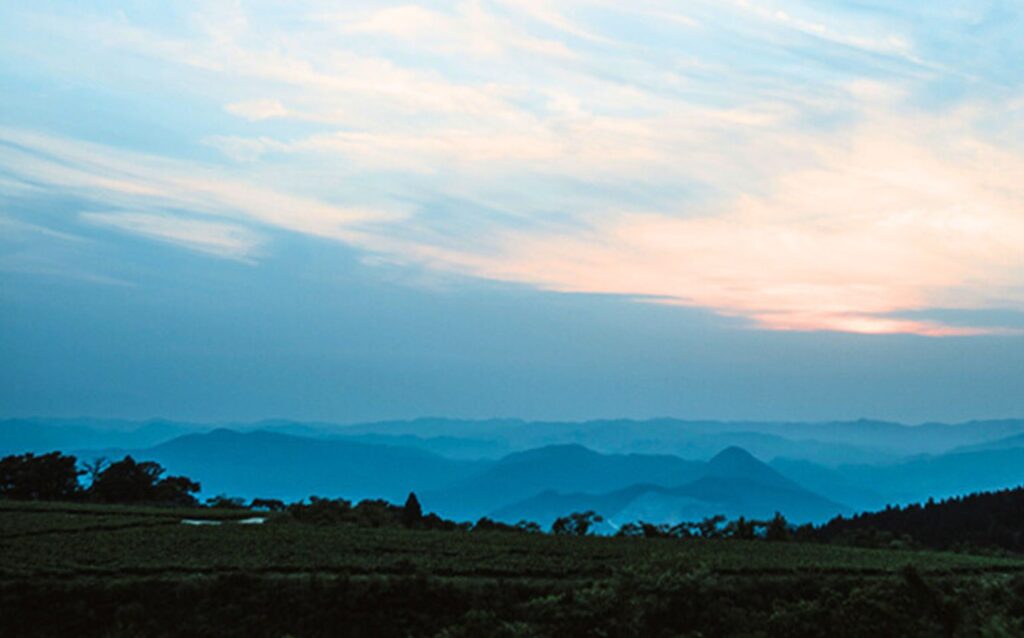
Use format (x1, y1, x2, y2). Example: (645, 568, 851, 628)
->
(491, 447, 849, 526)
(94, 429, 483, 503)
(4, 417, 1024, 528)
(419, 444, 704, 520)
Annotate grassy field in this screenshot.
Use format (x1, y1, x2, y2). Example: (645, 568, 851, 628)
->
(2, 500, 1022, 581)
(4, 500, 1024, 636)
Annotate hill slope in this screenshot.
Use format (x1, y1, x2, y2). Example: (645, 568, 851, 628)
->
(818, 485, 1024, 552)
(11, 416, 1024, 465)
(420, 444, 704, 519)
(338, 417, 1024, 460)
(492, 447, 849, 527)
(0, 418, 200, 456)
(836, 447, 1024, 505)
(124, 429, 483, 503)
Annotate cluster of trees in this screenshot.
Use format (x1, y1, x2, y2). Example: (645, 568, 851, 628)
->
(615, 513, 803, 541)
(286, 498, 612, 537)
(818, 486, 1024, 553)
(0, 452, 199, 506)
(286, 494, 553, 534)
(284, 494, 452, 529)
(551, 510, 603, 536)
(0, 451, 80, 501)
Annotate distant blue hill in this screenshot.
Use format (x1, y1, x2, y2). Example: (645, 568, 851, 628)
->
(947, 432, 1024, 455)
(491, 447, 850, 527)
(8, 416, 1024, 465)
(836, 447, 1024, 505)
(68, 431, 848, 524)
(336, 417, 1024, 460)
(420, 444, 705, 520)
(0, 418, 202, 456)
(114, 429, 484, 503)
(8, 417, 1024, 520)
(329, 433, 511, 460)
(769, 458, 888, 512)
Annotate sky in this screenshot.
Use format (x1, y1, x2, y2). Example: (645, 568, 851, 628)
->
(2, 1, 1024, 424)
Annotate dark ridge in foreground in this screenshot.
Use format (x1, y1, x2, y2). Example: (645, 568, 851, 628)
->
(820, 485, 1024, 552)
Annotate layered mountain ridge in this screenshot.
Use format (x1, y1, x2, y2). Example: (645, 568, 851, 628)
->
(5, 417, 1024, 528)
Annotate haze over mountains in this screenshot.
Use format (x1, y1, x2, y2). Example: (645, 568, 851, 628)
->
(490, 447, 849, 527)
(4, 417, 1024, 529)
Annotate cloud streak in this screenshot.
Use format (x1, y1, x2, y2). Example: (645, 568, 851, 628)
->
(0, 128, 404, 246)
(2, 1, 1024, 335)
(81, 212, 264, 261)
(384, 108, 1024, 335)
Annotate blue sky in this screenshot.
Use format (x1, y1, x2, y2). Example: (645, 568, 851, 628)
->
(2, 1, 1024, 422)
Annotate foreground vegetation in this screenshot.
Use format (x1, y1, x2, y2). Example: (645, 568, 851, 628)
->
(820, 487, 1024, 553)
(7, 451, 1024, 635)
(4, 500, 1024, 636)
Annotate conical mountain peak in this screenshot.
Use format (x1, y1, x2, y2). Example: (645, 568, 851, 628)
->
(704, 446, 793, 488)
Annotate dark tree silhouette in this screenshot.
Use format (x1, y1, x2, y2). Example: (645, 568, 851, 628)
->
(515, 520, 542, 533)
(352, 499, 399, 527)
(287, 497, 354, 524)
(818, 486, 1024, 552)
(152, 475, 202, 506)
(616, 522, 674, 538)
(89, 456, 161, 503)
(765, 513, 790, 541)
(729, 516, 757, 540)
(696, 514, 727, 538)
(551, 511, 603, 536)
(206, 494, 247, 509)
(402, 492, 423, 528)
(250, 498, 286, 511)
(81, 457, 109, 487)
(89, 456, 199, 505)
(0, 452, 82, 501)
(473, 517, 518, 532)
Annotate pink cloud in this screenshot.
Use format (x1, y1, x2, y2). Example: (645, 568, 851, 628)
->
(399, 112, 1024, 336)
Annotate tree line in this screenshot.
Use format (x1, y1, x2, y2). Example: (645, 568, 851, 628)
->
(615, 513, 800, 541)
(0, 451, 580, 534)
(817, 486, 1024, 553)
(0, 451, 199, 505)
(7, 449, 1024, 552)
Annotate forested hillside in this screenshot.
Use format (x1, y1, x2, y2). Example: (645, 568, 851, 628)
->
(819, 486, 1024, 552)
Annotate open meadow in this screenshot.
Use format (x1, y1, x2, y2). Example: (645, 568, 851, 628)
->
(4, 501, 1024, 636)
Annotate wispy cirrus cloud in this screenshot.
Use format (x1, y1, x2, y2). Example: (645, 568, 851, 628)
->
(0, 128, 405, 245)
(2, 1, 1024, 335)
(225, 99, 291, 121)
(338, 3, 578, 59)
(80, 212, 264, 261)
(365, 102, 1024, 336)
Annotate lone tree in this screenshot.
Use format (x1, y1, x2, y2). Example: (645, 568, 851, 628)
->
(551, 510, 603, 536)
(0, 452, 82, 501)
(765, 512, 790, 542)
(402, 492, 423, 528)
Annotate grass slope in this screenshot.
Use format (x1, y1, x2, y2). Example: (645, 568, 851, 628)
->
(5, 501, 1024, 637)
(1, 501, 1020, 581)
